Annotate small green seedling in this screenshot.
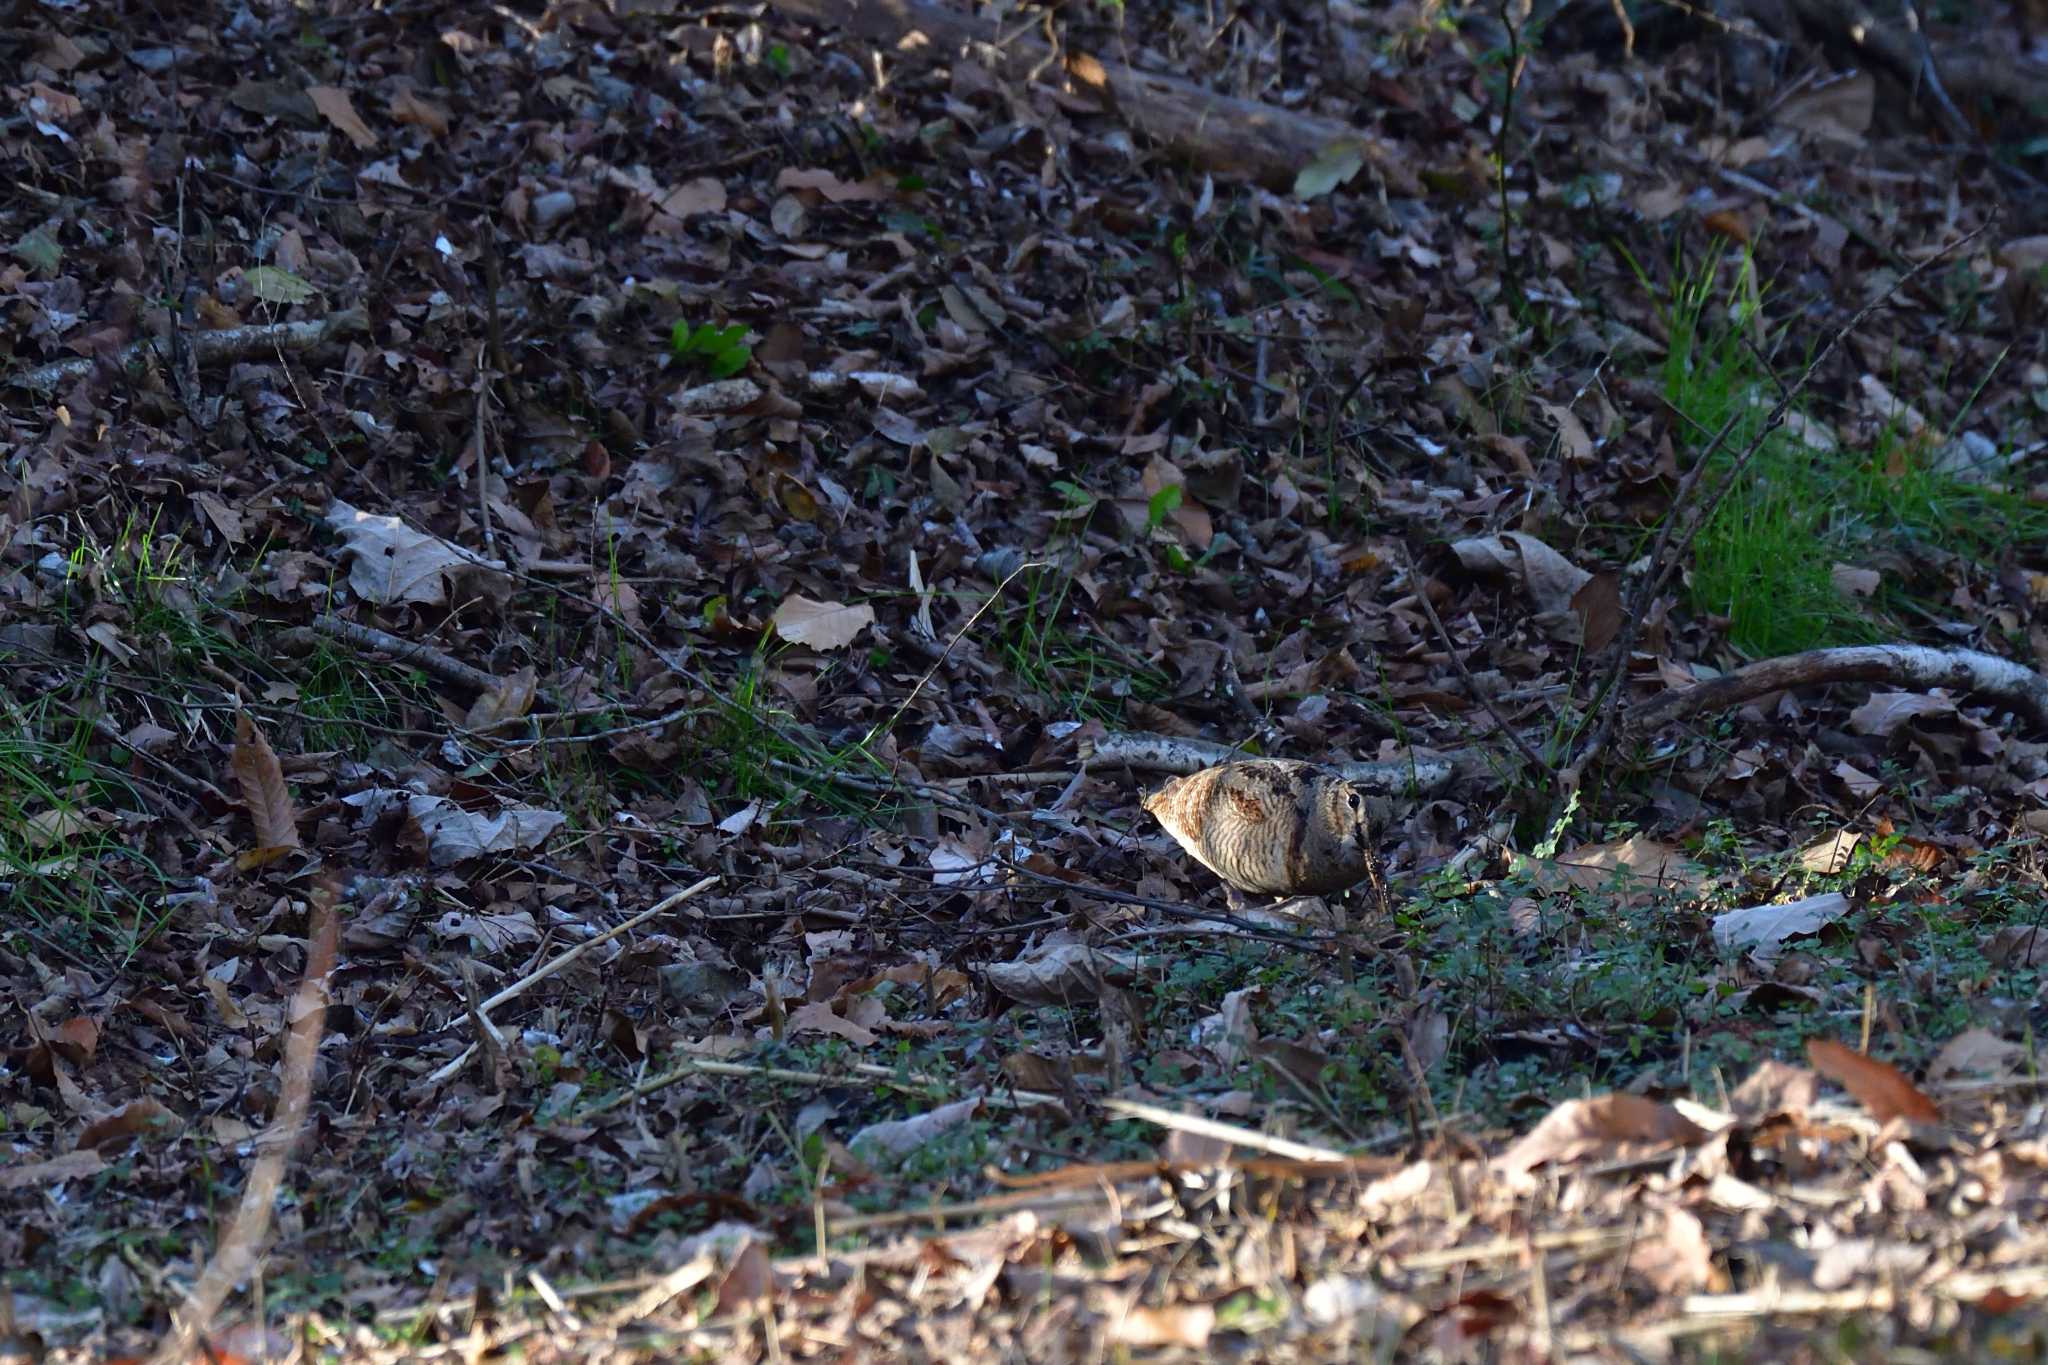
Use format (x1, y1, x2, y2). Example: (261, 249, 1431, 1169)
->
(671, 320, 752, 378)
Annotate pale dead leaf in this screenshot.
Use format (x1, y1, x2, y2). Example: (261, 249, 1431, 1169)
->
(984, 941, 1136, 1006)
(1728, 1059, 1818, 1123)
(1848, 691, 1955, 737)
(1533, 399, 1593, 462)
(1712, 892, 1850, 962)
(324, 500, 504, 605)
(775, 166, 890, 203)
(849, 1095, 981, 1160)
(661, 177, 726, 217)
(786, 1000, 879, 1048)
(1628, 1205, 1716, 1295)
(1112, 1303, 1216, 1349)
(1449, 531, 1592, 614)
(1798, 828, 1863, 874)
(1495, 1094, 1709, 1177)
(465, 666, 538, 729)
(306, 85, 376, 149)
(1928, 1028, 2026, 1082)
(389, 86, 450, 136)
(1807, 1039, 1941, 1123)
(1192, 987, 1258, 1069)
(771, 594, 876, 650)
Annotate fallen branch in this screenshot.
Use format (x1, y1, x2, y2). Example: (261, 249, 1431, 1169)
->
(12, 308, 369, 394)
(1619, 645, 2048, 737)
(1085, 730, 1458, 796)
(766, 0, 1374, 186)
(309, 612, 502, 695)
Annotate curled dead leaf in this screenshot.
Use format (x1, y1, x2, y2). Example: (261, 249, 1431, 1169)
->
(1806, 1039, 1941, 1124)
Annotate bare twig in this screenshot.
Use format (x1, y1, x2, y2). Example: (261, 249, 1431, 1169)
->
(311, 612, 502, 694)
(1620, 644, 2048, 738)
(1086, 729, 1459, 796)
(422, 876, 718, 1087)
(1400, 542, 1553, 780)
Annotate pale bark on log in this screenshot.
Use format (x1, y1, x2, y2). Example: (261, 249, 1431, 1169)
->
(1620, 645, 2048, 736)
(766, 0, 1369, 187)
(1086, 730, 1459, 796)
(11, 308, 369, 394)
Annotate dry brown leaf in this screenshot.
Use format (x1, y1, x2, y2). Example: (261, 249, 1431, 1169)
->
(785, 1000, 879, 1048)
(388, 86, 450, 136)
(1628, 1205, 1717, 1295)
(849, 1095, 981, 1161)
(306, 85, 376, 149)
(232, 712, 300, 852)
(465, 666, 538, 729)
(1570, 571, 1623, 652)
(1495, 1093, 1710, 1176)
(1112, 1303, 1215, 1349)
(78, 1098, 174, 1152)
(1807, 1039, 1941, 1123)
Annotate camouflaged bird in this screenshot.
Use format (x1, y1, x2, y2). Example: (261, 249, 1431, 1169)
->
(1142, 759, 1377, 898)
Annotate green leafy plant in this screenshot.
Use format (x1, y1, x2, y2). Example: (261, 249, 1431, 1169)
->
(670, 320, 752, 379)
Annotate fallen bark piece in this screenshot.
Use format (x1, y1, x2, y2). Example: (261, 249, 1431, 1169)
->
(11, 308, 369, 393)
(766, 0, 1385, 188)
(1622, 645, 2048, 736)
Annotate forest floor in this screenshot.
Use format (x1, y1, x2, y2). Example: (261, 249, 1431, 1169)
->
(6, 0, 2048, 1360)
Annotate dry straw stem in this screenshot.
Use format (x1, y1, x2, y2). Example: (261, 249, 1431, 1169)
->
(424, 874, 719, 1087)
(1099, 1097, 1349, 1163)
(580, 1053, 1061, 1122)
(149, 879, 338, 1365)
(1563, 221, 1994, 807)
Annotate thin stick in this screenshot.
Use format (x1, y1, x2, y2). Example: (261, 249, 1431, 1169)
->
(313, 612, 501, 694)
(424, 876, 718, 1086)
(1098, 1097, 1349, 1162)
(474, 340, 496, 559)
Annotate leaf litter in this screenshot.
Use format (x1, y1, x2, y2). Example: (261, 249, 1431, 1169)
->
(1, 0, 2047, 1360)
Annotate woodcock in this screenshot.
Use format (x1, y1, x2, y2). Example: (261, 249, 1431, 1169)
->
(1142, 759, 1378, 898)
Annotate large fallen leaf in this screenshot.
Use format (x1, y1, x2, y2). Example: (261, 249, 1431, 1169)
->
(1449, 531, 1592, 613)
(306, 84, 376, 149)
(231, 712, 300, 851)
(850, 1095, 981, 1161)
(1807, 1039, 1941, 1123)
(1494, 1094, 1710, 1178)
(1712, 892, 1850, 962)
(983, 941, 1137, 1006)
(771, 594, 875, 650)
(325, 500, 504, 606)
(342, 789, 565, 866)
